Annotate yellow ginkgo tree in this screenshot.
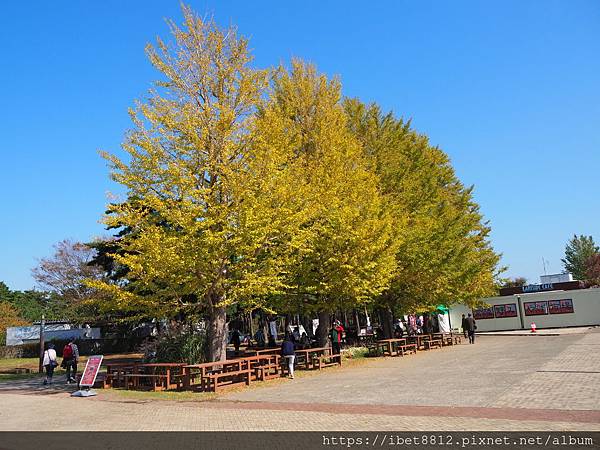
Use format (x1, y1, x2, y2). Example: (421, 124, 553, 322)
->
(254, 61, 398, 345)
(92, 7, 296, 361)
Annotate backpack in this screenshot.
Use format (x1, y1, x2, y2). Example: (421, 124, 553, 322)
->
(62, 344, 73, 359)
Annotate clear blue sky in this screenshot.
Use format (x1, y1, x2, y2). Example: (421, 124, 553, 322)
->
(1, 1, 599, 291)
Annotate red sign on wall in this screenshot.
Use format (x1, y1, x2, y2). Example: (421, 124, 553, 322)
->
(79, 355, 103, 387)
(473, 307, 495, 320)
(524, 301, 548, 316)
(548, 299, 574, 314)
(494, 303, 518, 318)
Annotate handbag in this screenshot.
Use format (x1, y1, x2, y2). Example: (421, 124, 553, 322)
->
(45, 350, 58, 368)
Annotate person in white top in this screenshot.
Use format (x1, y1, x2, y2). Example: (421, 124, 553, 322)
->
(42, 343, 58, 385)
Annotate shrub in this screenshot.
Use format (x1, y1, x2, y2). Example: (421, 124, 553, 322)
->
(0, 346, 22, 358)
(146, 326, 207, 364)
(342, 346, 368, 359)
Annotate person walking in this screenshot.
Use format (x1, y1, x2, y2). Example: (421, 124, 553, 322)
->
(461, 314, 468, 338)
(42, 343, 58, 385)
(465, 313, 477, 344)
(62, 338, 79, 384)
(281, 334, 296, 379)
(254, 328, 265, 347)
(231, 329, 241, 355)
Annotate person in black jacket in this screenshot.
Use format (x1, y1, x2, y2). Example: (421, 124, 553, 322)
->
(465, 314, 477, 344)
(281, 334, 296, 379)
(231, 329, 241, 355)
(461, 314, 468, 338)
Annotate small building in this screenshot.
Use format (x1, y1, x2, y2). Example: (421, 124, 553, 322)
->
(540, 272, 574, 285)
(449, 282, 600, 332)
(6, 320, 101, 346)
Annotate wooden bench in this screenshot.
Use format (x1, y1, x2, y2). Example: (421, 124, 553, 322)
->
(397, 344, 417, 355)
(249, 355, 281, 381)
(424, 339, 442, 350)
(122, 373, 169, 391)
(453, 335, 463, 345)
(204, 367, 251, 392)
(366, 342, 388, 357)
(442, 336, 454, 346)
(315, 353, 341, 369)
(104, 365, 137, 388)
(182, 359, 254, 392)
(294, 347, 331, 370)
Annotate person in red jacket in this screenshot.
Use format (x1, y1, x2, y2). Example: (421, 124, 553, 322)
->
(330, 320, 344, 354)
(61, 339, 79, 384)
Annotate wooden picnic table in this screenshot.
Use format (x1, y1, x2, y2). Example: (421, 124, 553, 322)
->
(105, 362, 188, 391)
(182, 358, 255, 392)
(407, 334, 432, 350)
(432, 332, 454, 346)
(376, 338, 407, 356)
(294, 347, 332, 370)
(104, 362, 141, 388)
(135, 363, 188, 391)
(243, 347, 280, 357)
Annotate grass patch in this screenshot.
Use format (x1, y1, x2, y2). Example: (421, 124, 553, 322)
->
(0, 357, 39, 371)
(342, 346, 368, 360)
(0, 372, 43, 382)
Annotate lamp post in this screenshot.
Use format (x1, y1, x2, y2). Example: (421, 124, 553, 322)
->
(38, 315, 45, 373)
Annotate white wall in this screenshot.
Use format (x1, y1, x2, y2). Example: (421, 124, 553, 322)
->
(449, 287, 600, 332)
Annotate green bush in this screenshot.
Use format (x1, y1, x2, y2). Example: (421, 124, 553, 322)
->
(150, 328, 207, 364)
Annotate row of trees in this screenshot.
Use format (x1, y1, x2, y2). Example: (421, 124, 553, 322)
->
(0, 282, 62, 345)
(79, 6, 502, 361)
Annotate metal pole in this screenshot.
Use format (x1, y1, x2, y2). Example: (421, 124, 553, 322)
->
(38, 315, 45, 373)
(517, 295, 525, 330)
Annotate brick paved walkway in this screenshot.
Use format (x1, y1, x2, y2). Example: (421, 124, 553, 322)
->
(1, 331, 599, 431)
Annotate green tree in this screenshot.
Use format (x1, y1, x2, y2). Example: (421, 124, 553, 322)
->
(91, 6, 293, 361)
(561, 235, 599, 280)
(0, 282, 63, 323)
(344, 100, 502, 327)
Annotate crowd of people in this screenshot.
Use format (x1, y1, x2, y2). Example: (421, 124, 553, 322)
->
(42, 314, 476, 385)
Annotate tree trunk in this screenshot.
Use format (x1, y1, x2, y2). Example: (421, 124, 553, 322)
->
(315, 310, 330, 347)
(354, 309, 360, 330)
(206, 304, 228, 362)
(301, 315, 313, 338)
(382, 307, 394, 339)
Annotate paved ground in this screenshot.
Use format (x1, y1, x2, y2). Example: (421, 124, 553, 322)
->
(1, 331, 599, 431)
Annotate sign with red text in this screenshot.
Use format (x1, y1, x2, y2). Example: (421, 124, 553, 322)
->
(494, 303, 518, 318)
(524, 301, 548, 316)
(473, 307, 495, 320)
(79, 355, 103, 387)
(548, 299, 574, 314)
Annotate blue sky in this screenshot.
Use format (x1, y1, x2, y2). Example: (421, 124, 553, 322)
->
(1, 1, 599, 291)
